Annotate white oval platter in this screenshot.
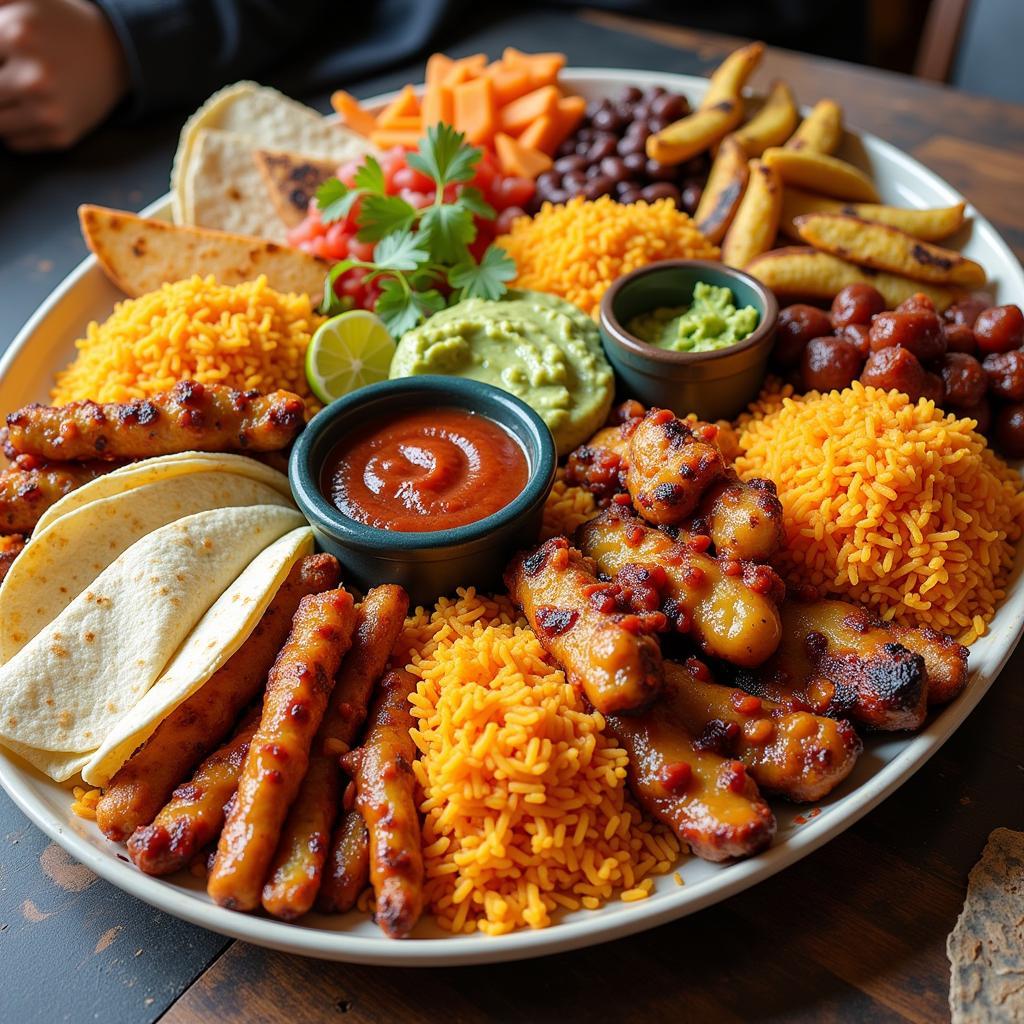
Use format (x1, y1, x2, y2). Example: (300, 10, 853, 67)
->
(0, 69, 1021, 966)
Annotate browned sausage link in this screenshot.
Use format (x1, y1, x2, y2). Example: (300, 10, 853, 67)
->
(565, 422, 637, 504)
(685, 472, 784, 563)
(97, 554, 342, 842)
(0, 456, 120, 533)
(318, 808, 370, 914)
(127, 709, 260, 876)
(262, 584, 409, 920)
(663, 660, 861, 803)
(726, 599, 931, 731)
(207, 588, 356, 911)
(626, 409, 727, 526)
(0, 534, 25, 583)
(605, 691, 776, 862)
(341, 669, 423, 939)
(505, 536, 664, 715)
(577, 508, 783, 668)
(5, 381, 306, 461)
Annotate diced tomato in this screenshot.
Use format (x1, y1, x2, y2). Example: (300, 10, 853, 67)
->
(491, 175, 535, 210)
(393, 165, 435, 192)
(347, 237, 376, 262)
(496, 205, 526, 234)
(399, 188, 434, 210)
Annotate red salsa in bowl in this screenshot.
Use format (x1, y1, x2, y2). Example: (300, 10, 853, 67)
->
(321, 407, 529, 533)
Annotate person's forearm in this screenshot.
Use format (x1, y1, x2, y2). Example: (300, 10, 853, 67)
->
(94, 0, 328, 116)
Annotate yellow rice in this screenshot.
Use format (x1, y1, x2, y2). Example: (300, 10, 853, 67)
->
(71, 786, 100, 820)
(541, 472, 598, 540)
(51, 275, 322, 414)
(498, 195, 719, 317)
(736, 381, 1024, 643)
(400, 588, 680, 935)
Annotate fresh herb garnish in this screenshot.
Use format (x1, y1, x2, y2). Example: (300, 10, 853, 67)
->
(315, 124, 515, 335)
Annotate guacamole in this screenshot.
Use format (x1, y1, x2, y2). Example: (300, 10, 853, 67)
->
(389, 290, 614, 455)
(628, 282, 759, 353)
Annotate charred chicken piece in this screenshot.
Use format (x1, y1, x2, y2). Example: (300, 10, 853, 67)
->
(505, 536, 664, 715)
(0, 455, 119, 534)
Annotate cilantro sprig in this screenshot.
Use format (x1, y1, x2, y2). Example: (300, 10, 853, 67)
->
(315, 124, 516, 336)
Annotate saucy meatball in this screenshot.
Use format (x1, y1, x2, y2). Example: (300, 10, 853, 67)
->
(974, 305, 1024, 356)
(942, 323, 977, 355)
(869, 310, 946, 362)
(939, 352, 987, 408)
(896, 293, 936, 314)
(831, 284, 885, 329)
(840, 323, 871, 357)
(801, 337, 864, 392)
(994, 403, 1024, 458)
(860, 346, 927, 400)
(959, 398, 992, 435)
(982, 350, 1024, 401)
(944, 297, 988, 329)
(775, 305, 833, 368)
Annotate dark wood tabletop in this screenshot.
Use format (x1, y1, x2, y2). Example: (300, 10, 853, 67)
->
(1, 10, 1022, 1024)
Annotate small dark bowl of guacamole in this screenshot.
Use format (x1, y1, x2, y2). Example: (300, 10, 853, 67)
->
(599, 260, 778, 420)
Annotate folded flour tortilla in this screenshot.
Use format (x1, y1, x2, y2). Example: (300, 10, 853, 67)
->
(82, 525, 313, 786)
(0, 504, 303, 780)
(0, 470, 294, 662)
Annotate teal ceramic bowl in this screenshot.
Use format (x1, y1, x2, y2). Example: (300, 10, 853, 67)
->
(289, 377, 557, 606)
(599, 260, 778, 419)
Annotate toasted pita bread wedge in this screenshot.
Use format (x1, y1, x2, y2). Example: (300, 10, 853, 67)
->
(254, 148, 339, 228)
(79, 205, 328, 300)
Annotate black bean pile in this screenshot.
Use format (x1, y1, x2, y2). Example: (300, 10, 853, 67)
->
(527, 86, 709, 214)
(773, 285, 1024, 457)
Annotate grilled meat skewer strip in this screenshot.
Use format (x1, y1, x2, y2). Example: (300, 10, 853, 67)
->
(505, 536, 664, 715)
(208, 588, 356, 911)
(5, 381, 305, 462)
(577, 508, 783, 668)
(263, 584, 409, 921)
(0, 456, 119, 533)
(0, 534, 25, 583)
(664, 660, 861, 802)
(97, 554, 341, 842)
(318, 809, 370, 914)
(127, 709, 260, 876)
(341, 669, 423, 939)
(605, 689, 776, 862)
(723, 599, 948, 731)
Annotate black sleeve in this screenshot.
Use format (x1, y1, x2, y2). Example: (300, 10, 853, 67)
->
(94, 0, 331, 116)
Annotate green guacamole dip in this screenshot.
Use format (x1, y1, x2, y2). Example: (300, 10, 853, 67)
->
(389, 290, 614, 455)
(627, 282, 759, 353)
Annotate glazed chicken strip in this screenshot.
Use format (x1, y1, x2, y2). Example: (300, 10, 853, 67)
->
(664, 660, 861, 802)
(207, 587, 356, 912)
(605, 687, 776, 862)
(127, 708, 260, 877)
(5, 380, 305, 462)
(262, 584, 409, 921)
(0, 534, 25, 583)
(97, 554, 342, 842)
(0, 456, 119, 534)
(887, 623, 969, 705)
(626, 409, 726, 526)
(577, 508, 783, 668)
(725, 599, 945, 731)
(340, 669, 423, 939)
(317, 808, 370, 914)
(505, 536, 664, 715)
(687, 472, 784, 563)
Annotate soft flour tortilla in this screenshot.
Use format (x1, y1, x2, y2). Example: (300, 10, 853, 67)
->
(0, 504, 303, 780)
(79, 205, 329, 300)
(35, 452, 291, 535)
(171, 81, 373, 225)
(82, 525, 313, 786)
(0, 472, 294, 662)
(185, 130, 291, 243)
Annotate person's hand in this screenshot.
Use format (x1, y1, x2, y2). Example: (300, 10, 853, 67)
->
(0, 0, 129, 152)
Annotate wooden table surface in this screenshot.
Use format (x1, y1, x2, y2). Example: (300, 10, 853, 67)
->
(1, 10, 1022, 1024)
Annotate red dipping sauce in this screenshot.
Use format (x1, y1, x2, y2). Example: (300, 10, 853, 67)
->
(322, 407, 529, 532)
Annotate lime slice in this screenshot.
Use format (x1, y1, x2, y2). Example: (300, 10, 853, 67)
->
(305, 310, 396, 404)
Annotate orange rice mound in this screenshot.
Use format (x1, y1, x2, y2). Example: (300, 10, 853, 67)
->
(736, 381, 1024, 643)
(51, 275, 322, 414)
(399, 589, 680, 935)
(498, 195, 719, 317)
